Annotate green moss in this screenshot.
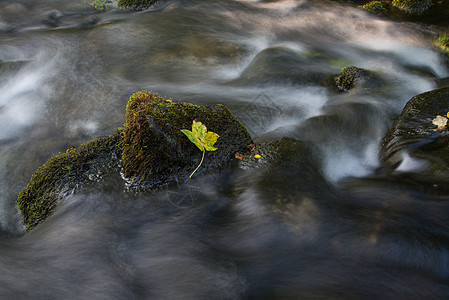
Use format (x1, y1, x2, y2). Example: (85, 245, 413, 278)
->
(122, 91, 253, 189)
(117, 0, 158, 10)
(335, 66, 368, 91)
(436, 33, 449, 54)
(391, 0, 433, 14)
(362, 1, 387, 14)
(17, 131, 123, 231)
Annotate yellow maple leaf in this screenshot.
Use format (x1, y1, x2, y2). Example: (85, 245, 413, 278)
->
(181, 120, 219, 178)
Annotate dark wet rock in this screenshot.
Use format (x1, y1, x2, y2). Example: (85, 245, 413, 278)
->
(41, 10, 63, 27)
(117, 0, 160, 10)
(435, 77, 449, 89)
(332, 66, 383, 92)
(122, 91, 253, 190)
(238, 137, 332, 219)
(16, 131, 123, 231)
(379, 87, 449, 177)
(231, 46, 330, 86)
(240, 137, 319, 173)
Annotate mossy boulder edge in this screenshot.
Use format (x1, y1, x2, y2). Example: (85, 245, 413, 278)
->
(121, 91, 253, 190)
(379, 87, 449, 177)
(17, 131, 123, 231)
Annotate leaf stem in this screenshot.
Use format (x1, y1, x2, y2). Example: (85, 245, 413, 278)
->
(189, 149, 205, 178)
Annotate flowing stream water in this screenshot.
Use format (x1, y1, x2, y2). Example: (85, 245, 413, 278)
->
(1, 0, 449, 298)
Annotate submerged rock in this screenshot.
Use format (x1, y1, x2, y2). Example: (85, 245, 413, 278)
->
(0, 60, 28, 80)
(232, 46, 329, 86)
(379, 87, 449, 177)
(122, 91, 253, 189)
(17, 131, 123, 231)
(238, 137, 332, 222)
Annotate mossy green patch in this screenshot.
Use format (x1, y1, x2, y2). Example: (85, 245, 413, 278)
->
(335, 66, 369, 91)
(122, 91, 253, 190)
(391, 0, 433, 14)
(436, 33, 449, 55)
(362, 1, 387, 14)
(17, 131, 123, 231)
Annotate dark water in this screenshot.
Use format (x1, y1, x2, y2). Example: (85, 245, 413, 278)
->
(1, 0, 449, 298)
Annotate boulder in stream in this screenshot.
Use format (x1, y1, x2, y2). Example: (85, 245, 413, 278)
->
(379, 87, 449, 178)
(17, 131, 123, 231)
(121, 91, 253, 189)
(17, 91, 253, 230)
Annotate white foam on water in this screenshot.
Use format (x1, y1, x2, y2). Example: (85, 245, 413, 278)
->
(0, 40, 67, 141)
(257, 86, 328, 137)
(235, 0, 307, 11)
(0, 70, 45, 140)
(321, 146, 377, 182)
(67, 120, 99, 137)
(395, 151, 428, 173)
(352, 38, 448, 78)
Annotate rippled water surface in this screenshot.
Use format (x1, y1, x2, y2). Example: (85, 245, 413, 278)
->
(1, 0, 449, 298)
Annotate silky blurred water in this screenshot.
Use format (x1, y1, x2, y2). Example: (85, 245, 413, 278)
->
(1, 0, 449, 298)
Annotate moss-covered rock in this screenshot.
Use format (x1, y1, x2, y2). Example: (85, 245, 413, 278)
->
(336, 0, 448, 25)
(436, 33, 449, 55)
(333, 66, 383, 92)
(16, 131, 123, 231)
(117, 0, 158, 10)
(362, 1, 387, 14)
(379, 87, 449, 177)
(17, 91, 254, 230)
(121, 91, 253, 190)
(391, 0, 433, 14)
